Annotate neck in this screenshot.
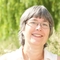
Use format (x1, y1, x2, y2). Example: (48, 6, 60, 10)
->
(23, 43, 44, 60)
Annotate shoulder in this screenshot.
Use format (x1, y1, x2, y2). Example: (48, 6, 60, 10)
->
(57, 56, 60, 60)
(44, 49, 57, 60)
(47, 51, 60, 60)
(0, 47, 23, 60)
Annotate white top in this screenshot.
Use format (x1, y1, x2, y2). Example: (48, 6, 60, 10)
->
(0, 46, 57, 60)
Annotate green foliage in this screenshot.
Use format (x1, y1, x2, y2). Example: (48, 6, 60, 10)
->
(0, 0, 60, 40)
(0, 0, 60, 55)
(0, 33, 20, 55)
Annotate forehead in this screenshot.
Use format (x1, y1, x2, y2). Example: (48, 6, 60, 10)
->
(28, 17, 49, 22)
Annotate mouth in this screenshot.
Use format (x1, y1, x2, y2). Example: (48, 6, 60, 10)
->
(32, 33, 43, 38)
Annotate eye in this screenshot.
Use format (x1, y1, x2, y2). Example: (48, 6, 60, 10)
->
(42, 22, 49, 26)
(30, 21, 37, 24)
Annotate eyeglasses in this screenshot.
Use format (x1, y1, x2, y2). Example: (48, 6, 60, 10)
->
(27, 21, 49, 29)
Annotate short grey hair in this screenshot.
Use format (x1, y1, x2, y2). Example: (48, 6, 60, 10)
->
(19, 5, 54, 47)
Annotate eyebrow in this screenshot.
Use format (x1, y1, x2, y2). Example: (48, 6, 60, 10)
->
(29, 18, 37, 21)
(29, 18, 49, 22)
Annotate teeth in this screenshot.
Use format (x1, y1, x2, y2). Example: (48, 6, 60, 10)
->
(34, 35, 41, 36)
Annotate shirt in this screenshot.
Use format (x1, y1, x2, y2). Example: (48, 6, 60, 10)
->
(0, 46, 57, 60)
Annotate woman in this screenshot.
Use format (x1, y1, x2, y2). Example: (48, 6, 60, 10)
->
(0, 5, 60, 60)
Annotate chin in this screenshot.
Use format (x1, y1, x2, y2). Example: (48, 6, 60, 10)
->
(30, 40, 42, 45)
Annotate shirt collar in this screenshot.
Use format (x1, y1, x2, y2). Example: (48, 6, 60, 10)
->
(44, 49, 51, 60)
(44, 48, 57, 60)
(20, 46, 57, 60)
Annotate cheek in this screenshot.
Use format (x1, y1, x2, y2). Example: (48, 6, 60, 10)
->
(42, 29, 50, 45)
(24, 25, 34, 40)
(44, 29, 50, 38)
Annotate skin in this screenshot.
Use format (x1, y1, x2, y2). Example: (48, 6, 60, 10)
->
(58, 56, 60, 60)
(22, 17, 50, 60)
(24, 17, 50, 46)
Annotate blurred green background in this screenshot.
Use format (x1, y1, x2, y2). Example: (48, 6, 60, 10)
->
(0, 0, 60, 55)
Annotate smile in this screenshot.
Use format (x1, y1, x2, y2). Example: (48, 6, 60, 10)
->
(32, 34, 43, 38)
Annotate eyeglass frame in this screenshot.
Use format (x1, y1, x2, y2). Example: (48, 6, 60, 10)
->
(26, 18, 50, 29)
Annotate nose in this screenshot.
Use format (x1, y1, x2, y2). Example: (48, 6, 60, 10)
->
(35, 24, 42, 30)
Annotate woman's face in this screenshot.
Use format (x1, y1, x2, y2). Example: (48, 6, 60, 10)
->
(23, 17, 50, 46)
